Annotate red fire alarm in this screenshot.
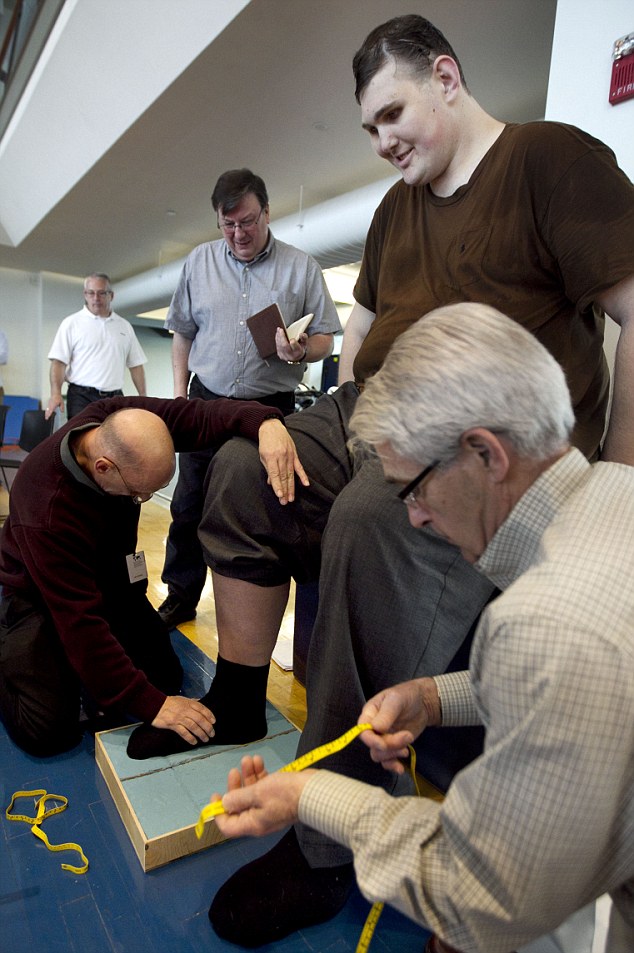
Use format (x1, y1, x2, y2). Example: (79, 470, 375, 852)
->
(609, 32, 634, 105)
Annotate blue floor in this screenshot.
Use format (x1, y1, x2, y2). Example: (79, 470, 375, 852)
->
(1, 631, 429, 953)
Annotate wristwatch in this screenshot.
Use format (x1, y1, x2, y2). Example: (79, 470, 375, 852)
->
(287, 346, 307, 365)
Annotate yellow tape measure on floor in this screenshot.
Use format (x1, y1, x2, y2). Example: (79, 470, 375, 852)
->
(5, 789, 89, 874)
(194, 722, 416, 953)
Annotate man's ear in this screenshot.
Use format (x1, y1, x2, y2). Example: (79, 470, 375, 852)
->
(94, 457, 112, 477)
(432, 55, 462, 98)
(461, 428, 510, 482)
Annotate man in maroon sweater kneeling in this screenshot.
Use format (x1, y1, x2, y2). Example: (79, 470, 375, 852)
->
(0, 396, 304, 757)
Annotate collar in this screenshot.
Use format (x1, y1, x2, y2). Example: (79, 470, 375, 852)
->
(475, 448, 590, 590)
(60, 424, 106, 495)
(82, 305, 113, 320)
(225, 230, 274, 265)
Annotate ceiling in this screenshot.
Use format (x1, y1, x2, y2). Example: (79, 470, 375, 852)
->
(0, 0, 558, 285)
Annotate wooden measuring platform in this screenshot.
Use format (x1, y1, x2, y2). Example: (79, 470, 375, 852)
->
(95, 704, 299, 871)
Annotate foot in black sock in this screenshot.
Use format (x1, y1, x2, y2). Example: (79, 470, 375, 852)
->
(208, 827, 354, 947)
(126, 656, 269, 760)
(126, 712, 267, 759)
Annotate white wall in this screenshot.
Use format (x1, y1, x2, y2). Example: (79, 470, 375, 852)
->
(0, 268, 85, 401)
(0, 267, 42, 397)
(545, 0, 634, 374)
(132, 326, 174, 400)
(39, 271, 84, 400)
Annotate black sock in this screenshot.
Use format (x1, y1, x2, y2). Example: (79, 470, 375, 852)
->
(126, 656, 269, 760)
(209, 827, 354, 947)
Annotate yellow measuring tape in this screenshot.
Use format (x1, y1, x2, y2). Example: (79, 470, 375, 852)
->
(5, 789, 89, 874)
(195, 722, 421, 953)
(194, 722, 374, 836)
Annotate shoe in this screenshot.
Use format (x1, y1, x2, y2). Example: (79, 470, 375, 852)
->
(208, 827, 354, 946)
(158, 594, 197, 629)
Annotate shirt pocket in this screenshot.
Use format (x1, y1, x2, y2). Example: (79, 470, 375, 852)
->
(445, 226, 491, 290)
(268, 291, 303, 325)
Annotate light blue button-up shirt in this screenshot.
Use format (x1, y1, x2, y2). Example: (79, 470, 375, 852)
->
(164, 234, 341, 399)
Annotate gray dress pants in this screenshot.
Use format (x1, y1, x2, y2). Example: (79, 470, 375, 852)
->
(201, 383, 495, 867)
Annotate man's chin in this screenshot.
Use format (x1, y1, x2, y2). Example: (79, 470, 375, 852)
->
(399, 161, 426, 188)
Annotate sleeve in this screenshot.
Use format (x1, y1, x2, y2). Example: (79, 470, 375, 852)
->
(80, 395, 284, 452)
(47, 317, 74, 363)
(6, 490, 166, 721)
(433, 670, 481, 726)
(163, 258, 198, 338)
(533, 126, 634, 309)
(353, 184, 398, 313)
(301, 615, 634, 951)
(125, 325, 147, 368)
(170, 396, 285, 450)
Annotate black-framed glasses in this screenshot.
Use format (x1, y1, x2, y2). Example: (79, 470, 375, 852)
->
(217, 206, 266, 233)
(397, 460, 440, 507)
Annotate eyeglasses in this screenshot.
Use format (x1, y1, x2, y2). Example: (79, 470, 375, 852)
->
(85, 290, 112, 298)
(397, 460, 440, 507)
(217, 207, 266, 233)
(106, 459, 166, 505)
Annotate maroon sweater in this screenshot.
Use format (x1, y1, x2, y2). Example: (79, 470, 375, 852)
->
(0, 396, 282, 720)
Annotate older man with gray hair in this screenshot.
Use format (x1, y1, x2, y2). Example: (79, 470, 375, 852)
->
(210, 304, 634, 953)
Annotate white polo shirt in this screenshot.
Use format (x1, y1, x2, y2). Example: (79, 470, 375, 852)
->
(48, 307, 147, 391)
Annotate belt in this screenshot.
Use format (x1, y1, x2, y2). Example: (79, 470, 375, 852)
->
(68, 383, 122, 398)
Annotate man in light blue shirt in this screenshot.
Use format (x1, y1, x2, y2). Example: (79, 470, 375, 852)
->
(159, 168, 340, 631)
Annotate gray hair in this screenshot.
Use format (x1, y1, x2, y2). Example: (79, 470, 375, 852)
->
(83, 273, 112, 292)
(350, 303, 574, 466)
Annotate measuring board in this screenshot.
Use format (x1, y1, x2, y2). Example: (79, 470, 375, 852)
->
(95, 704, 299, 871)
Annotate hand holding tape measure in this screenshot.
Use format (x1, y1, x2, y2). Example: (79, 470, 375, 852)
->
(195, 721, 421, 953)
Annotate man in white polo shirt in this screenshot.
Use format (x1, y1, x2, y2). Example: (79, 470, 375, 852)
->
(46, 273, 147, 420)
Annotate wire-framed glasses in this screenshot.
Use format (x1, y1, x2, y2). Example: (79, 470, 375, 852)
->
(217, 207, 266, 233)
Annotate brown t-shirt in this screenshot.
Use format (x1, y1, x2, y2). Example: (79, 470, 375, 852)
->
(353, 122, 634, 458)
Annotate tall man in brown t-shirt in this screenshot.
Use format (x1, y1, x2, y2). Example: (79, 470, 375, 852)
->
(147, 15, 634, 949)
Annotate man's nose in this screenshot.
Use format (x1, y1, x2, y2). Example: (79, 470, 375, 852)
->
(406, 502, 431, 529)
(377, 128, 397, 156)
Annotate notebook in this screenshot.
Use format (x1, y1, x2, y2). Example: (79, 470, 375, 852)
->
(246, 304, 314, 360)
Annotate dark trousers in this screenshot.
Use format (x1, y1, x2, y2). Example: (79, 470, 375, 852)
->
(0, 591, 183, 757)
(161, 376, 295, 606)
(66, 383, 123, 419)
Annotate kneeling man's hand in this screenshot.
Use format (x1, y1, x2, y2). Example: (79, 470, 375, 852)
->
(152, 696, 216, 744)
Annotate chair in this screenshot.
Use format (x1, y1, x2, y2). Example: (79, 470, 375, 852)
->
(0, 410, 55, 490)
(2, 395, 41, 444)
(0, 404, 11, 447)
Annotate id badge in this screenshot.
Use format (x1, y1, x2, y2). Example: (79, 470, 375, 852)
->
(126, 551, 148, 584)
